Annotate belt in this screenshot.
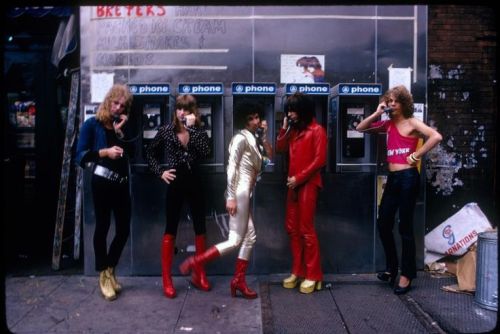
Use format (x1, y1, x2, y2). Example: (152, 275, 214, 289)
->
(94, 165, 128, 184)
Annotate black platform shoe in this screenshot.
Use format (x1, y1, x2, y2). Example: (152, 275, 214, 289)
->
(376, 271, 397, 285)
(394, 280, 412, 295)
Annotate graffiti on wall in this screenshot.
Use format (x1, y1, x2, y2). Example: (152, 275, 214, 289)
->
(425, 141, 463, 196)
(427, 64, 489, 195)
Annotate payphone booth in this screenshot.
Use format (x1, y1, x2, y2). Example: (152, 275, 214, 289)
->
(83, 83, 172, 275)
(227, 82, 289, 273)
(330, 83, 382, 173)
(231, 82, 277, 170)
(283, 83, 331, 125)
(173, 83, 229, 274)
(236, 83, 335, 274)
(128, 84, 173, 274)
(328, 82, 425, 272)
(320, 83, 383, 273)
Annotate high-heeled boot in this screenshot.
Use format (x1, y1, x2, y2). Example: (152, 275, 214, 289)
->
(99, 269, 116, 301)
(161, 234, 176, 298)
(179, 246, 220, 277)
(230, 258, 257, 299)
(106, 267, 122, 293)
(193, 235, 211, 291)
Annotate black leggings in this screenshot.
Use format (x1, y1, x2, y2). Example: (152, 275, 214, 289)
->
(377, 168, 419, 279)
(165, 167, 206, 236)
(91, 175, 131, 271)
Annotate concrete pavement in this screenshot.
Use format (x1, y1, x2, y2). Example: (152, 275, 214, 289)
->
(4, 272, 498, 333)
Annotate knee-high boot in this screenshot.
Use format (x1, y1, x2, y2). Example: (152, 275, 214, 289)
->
(179, 246, 220, 278)
(161, 234, 176, 298)
(230, 258, 257, 299)
(192, 235, 211, 291)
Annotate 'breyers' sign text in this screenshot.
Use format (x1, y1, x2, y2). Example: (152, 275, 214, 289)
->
(232, 83, 276, 95)
(178, 83, 224, 95)
(335, 83, 382, 96)
(129, 84, 170, 95)
(285, 84, 330, 95)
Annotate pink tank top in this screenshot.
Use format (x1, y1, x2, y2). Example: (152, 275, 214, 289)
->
(372, 120, 419, 164)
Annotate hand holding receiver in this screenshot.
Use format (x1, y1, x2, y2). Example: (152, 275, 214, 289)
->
(257, 120, 268, 139)
(113, 114, 128, 129)
(184, 114, 196, 127)
(376, 102, 388, 117)
(113, 114, 128, 139)
(282, 116, 289, 130)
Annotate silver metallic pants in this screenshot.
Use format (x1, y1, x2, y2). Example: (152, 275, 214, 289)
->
(215, 188, 256, 260)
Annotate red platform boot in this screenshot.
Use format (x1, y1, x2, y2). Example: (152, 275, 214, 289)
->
(192, 235, 211, 291)
(161, 234, 176, 298)
(230, 258, 257, 299)
(179, 246, 220, 279)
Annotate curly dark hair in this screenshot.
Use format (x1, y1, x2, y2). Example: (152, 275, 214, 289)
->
(233, 99, 264, 130)
(383, 85, 414, 118)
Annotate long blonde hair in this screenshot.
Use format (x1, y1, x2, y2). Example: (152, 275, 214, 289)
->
(95, 84, 133, 127)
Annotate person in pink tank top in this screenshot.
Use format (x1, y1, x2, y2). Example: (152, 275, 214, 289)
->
(356, 85, 442, 294)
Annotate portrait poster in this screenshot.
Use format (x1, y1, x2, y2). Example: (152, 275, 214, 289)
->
(280, 54, 325, 84)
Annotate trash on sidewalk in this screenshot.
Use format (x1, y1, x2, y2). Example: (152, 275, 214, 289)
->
(424, 202, 493, 265)
(438, 243, 477, 294)
(441, 284, 474, 295)
(426, 244, 477, 294)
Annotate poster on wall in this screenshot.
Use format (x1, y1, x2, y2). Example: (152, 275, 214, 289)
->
(280, 54, 325, 83)
(413, 103, 424, 121)
(91, 72, 114, 103)
(388, 65, 412, 91)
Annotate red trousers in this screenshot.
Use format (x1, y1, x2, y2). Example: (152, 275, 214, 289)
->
(285, 182, 323, 281)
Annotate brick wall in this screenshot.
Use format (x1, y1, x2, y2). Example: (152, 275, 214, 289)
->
(426, 5, 497, 231)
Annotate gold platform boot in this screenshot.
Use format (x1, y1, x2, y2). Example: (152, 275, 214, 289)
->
(283, 274, 301, 289)
(107, 267, 122, 293)
(99, 270, 117, 301)
(299, 279, 322, 294)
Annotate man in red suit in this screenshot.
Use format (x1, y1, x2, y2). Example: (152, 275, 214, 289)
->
(276, 92, 327, 294)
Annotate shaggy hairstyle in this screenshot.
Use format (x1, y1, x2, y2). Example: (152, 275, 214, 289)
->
(95, 84, 133, 126)
(173, 94, 201, 132)
(383, 85, 414, 119)
(284, 92, 315, 129)
(233, 99, 264, 130)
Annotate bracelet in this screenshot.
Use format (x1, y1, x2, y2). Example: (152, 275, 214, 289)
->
(409, 152, 420, 163)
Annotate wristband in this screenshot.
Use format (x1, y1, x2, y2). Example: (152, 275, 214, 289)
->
(409, 153, 420, 163)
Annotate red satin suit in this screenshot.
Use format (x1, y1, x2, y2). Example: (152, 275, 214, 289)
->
(276, 119, 327, 281)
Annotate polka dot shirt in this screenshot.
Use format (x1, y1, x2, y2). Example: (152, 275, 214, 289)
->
(146, 123, 210, 177)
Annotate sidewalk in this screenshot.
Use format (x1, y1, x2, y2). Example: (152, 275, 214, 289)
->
(4, 271, 498, 333)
